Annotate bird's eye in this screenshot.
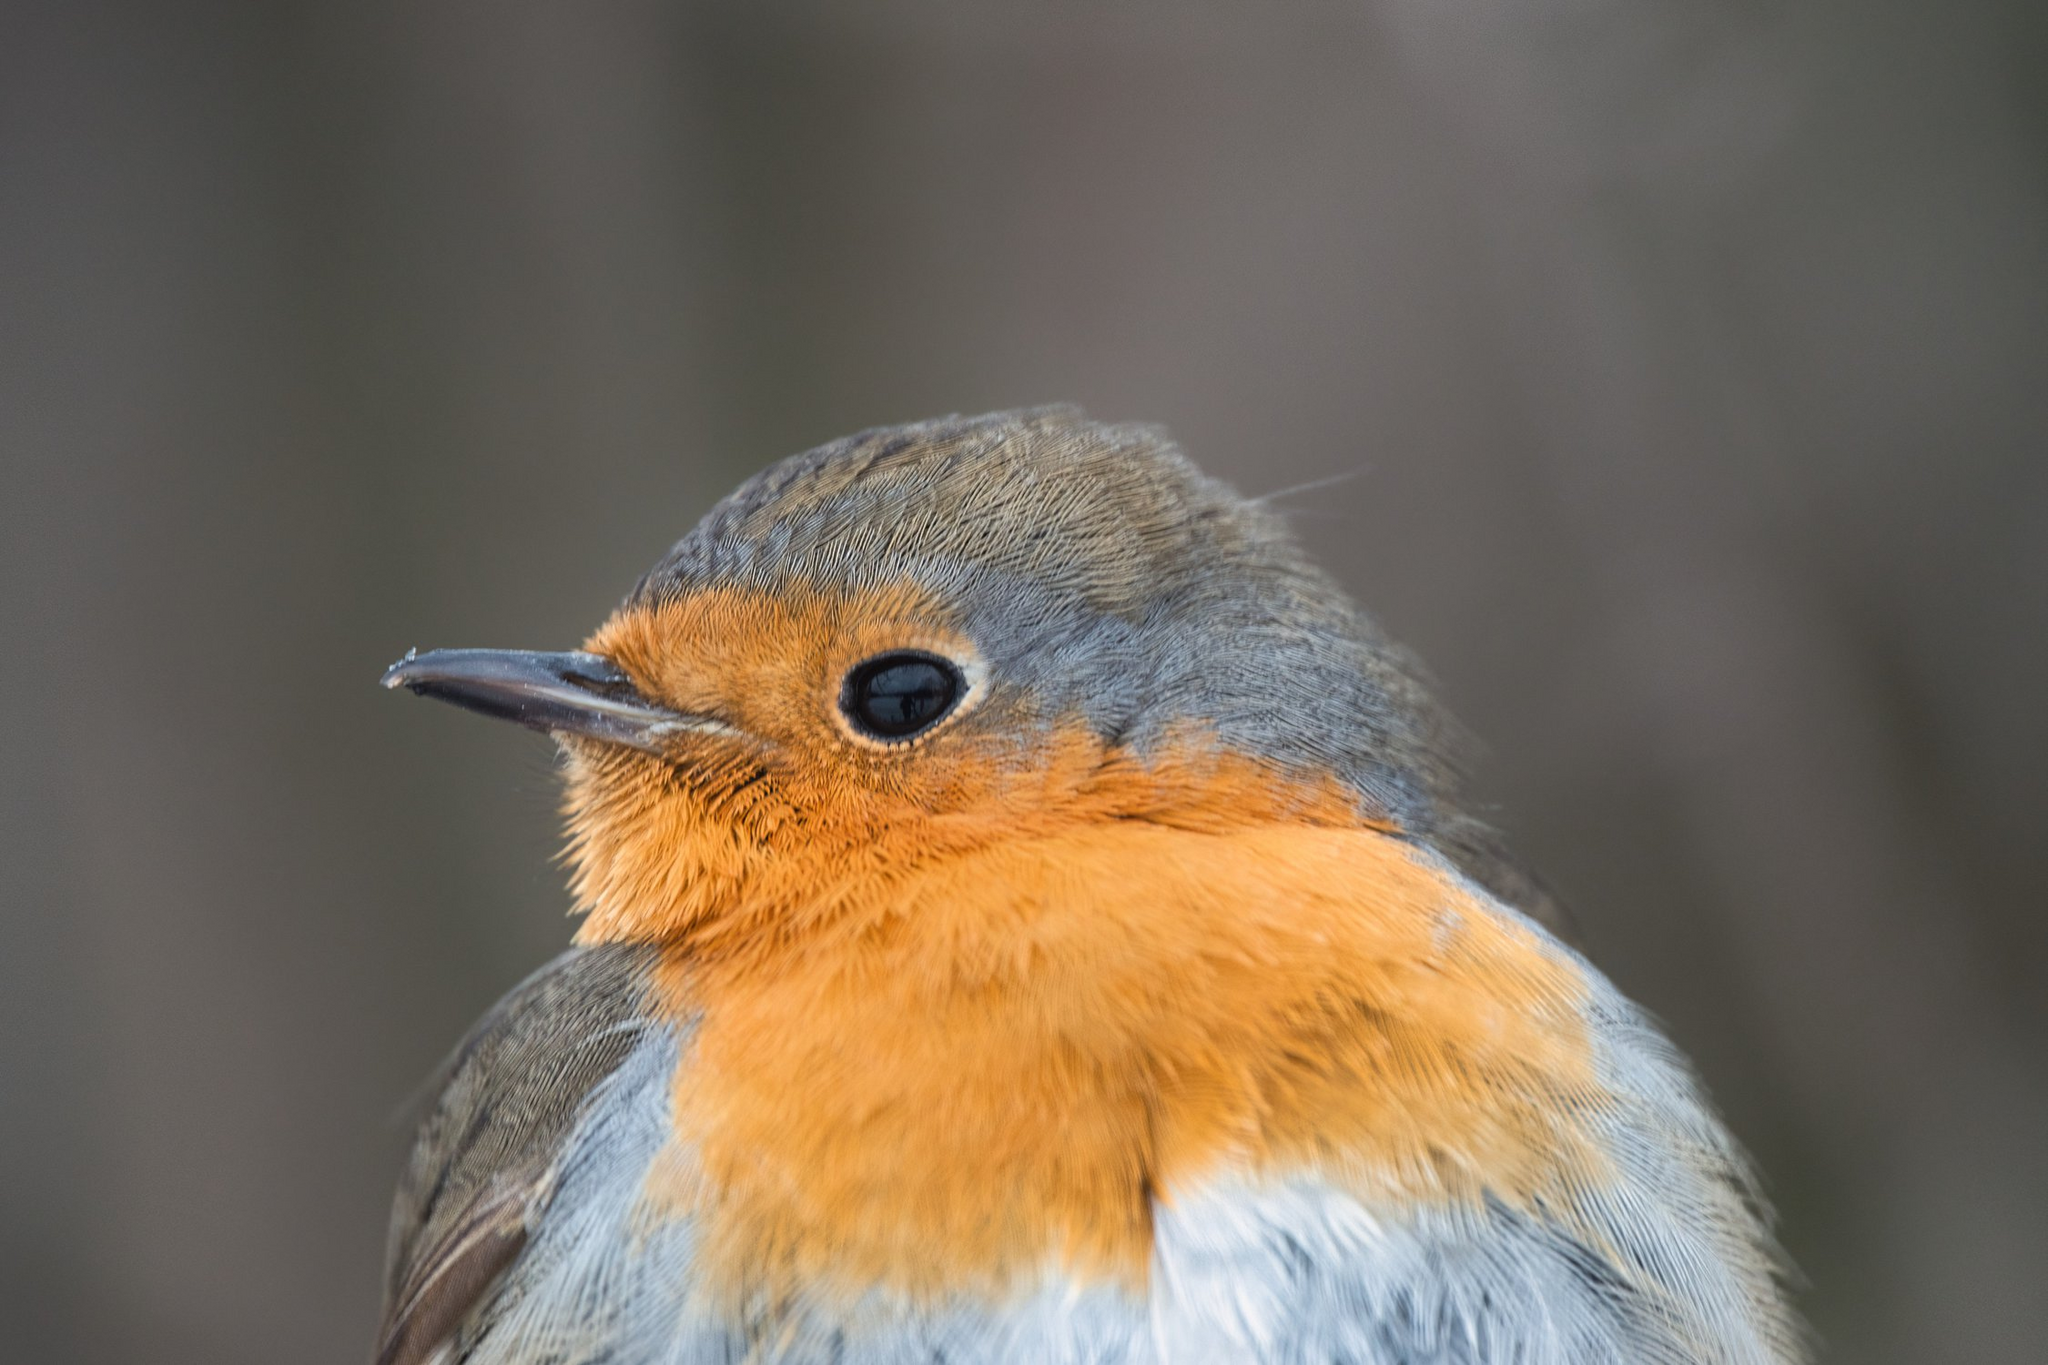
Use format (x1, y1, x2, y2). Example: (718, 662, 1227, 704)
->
(839, 651, 965, 742)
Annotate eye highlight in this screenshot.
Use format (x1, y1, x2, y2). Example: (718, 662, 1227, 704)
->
(839, 651, 965, 742)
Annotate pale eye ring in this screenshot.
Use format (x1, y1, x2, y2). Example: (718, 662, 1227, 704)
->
(839, 651, 965, 742)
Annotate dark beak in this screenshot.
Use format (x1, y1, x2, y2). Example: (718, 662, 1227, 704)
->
(381, 648, 718, 753)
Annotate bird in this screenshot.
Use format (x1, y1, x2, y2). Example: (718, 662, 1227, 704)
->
(375, 407, 1803, 1365)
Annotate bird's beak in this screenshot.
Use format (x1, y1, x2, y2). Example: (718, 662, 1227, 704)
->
(381, 648, 715, 753)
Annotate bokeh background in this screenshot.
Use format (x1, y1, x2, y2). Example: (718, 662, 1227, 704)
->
(5, 2, 2045, 1361)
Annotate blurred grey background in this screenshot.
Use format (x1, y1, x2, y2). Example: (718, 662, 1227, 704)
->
(4, 2, 2045, 1362)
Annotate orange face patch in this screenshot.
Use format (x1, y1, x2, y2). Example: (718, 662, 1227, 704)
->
(568, 584, 1368, 948)
(566, 588, 1602, 1310)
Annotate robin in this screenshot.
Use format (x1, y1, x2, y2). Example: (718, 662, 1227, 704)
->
(376, 408, 1801, 1364)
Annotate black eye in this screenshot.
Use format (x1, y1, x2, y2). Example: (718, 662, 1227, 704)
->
(840, 651, 965, 741)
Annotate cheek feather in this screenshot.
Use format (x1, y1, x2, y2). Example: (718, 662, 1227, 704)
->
(588, 583, 982, 751)
(561, 743, 775, 945)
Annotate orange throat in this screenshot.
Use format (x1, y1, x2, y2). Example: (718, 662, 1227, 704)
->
(567, 730, 1601, 1306)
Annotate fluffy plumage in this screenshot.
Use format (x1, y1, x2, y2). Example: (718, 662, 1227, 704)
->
(377, 408, 1802, 1364)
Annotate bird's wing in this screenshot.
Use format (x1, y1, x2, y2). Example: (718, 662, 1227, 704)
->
(373, 943, 661, 1365)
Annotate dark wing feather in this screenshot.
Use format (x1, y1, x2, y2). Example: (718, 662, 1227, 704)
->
(374, 943, 659, 1365)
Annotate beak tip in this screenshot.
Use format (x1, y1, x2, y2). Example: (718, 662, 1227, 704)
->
(381, 648, 421, 691)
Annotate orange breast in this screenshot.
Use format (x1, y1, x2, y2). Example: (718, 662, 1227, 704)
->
(642, 818, 1600, 1308)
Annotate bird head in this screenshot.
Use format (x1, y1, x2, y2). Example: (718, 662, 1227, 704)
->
(385, 407, 1511, 955)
